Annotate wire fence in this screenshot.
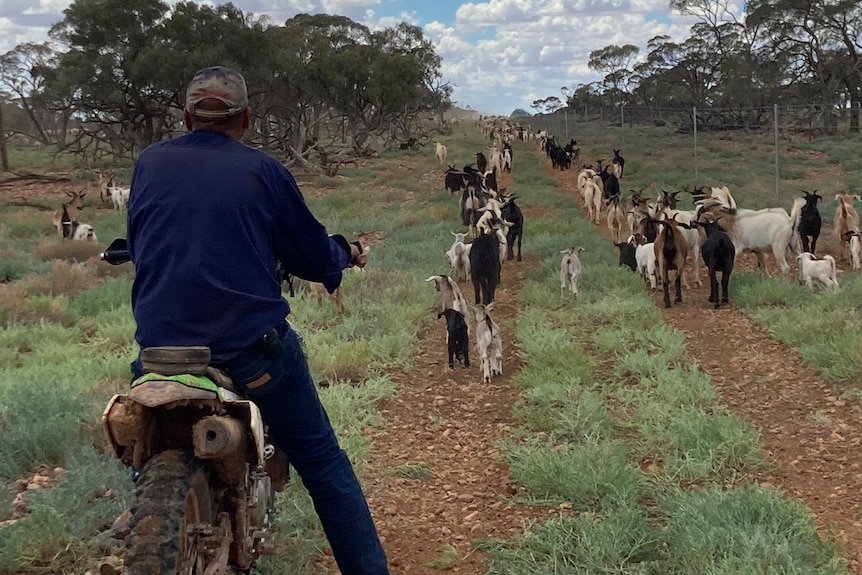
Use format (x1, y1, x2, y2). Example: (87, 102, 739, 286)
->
(522, 103, 862, 198)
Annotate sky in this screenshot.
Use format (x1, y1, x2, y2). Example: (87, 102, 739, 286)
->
(0, 0, 704, 116)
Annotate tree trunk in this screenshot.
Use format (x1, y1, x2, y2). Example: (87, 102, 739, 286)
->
(0, 105, 9, 171)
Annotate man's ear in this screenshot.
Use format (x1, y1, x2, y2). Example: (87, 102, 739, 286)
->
(241, 107, 251, 132)
(183, 109, 193, 131)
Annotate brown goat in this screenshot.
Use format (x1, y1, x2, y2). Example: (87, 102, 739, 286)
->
(52, 190, 86, 238)
(653, 214, 690, 308)
(833, 193, 861, 264)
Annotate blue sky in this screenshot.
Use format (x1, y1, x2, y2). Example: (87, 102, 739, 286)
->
(0, 0, 702, 115)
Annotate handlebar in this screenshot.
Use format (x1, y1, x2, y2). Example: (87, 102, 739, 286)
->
(100, 238, 131, 265)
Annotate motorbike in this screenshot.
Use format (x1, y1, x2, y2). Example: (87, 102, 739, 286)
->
(100, 238, 289, 574)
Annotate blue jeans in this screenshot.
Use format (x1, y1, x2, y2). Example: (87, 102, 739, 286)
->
(220, 321, 389, 575)
(133, 322, 389, 575)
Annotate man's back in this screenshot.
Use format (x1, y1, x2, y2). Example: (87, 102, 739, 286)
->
(128, 130, 343, 361)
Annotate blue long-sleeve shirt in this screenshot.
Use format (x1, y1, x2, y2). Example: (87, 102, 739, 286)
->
(127, 130, 351, 362)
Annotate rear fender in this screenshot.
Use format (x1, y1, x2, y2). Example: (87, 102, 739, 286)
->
(103, 377, 267, 466)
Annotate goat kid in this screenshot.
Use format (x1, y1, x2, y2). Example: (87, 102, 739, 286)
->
(437, 308, 470, 369)
(560, 246, 584, 297)
(796, 252, 839, 291)
(472, 303, 502, 383)
(843, 230, 862, 270)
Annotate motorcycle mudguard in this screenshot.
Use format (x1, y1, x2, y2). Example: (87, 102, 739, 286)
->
(103, 377, 267, 465)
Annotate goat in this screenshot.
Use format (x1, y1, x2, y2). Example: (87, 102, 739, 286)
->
(444, 165, 466, 195)
(659, 205, 703, 289)
(654, 215, 689, 308)
(614, 237, 638, 272)
(500, 194, 523, 261)
(697, 200, 796, 279)
(600, 166, 621, 203)
(460, 185, 487, 234)
(469, 231, 502, 305)
(605, 192, 626, 243)
(437, 308, 470, 369)
(843, 230, 861, 270)
(472, 303, 502, 383)
(72, 223, 98, 242)
(612, 149, 625, 178)
(833, 193, 861, 264)
(308, 282, 345, 314)
(425, 274, 470, 316)
(695, 218, 735, 308)
(583, 179, 603, 224)
(95, 170, 112, 202)
(630, 234, 658, 291)
(476, 151, 488, 173)
(108, 179, 131, 211)
(435, 141, 447, 164)
(489, 146, 504, 174)
(796, 253, 839, 291)
(502, 145, 513, 173)
(789, 190, 822, 255)
(559, 246, 584, 297)
(446, 233, 472, 282)
(53, 190, 86, 238)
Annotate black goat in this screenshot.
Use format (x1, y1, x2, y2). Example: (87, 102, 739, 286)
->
(614, 238, 638, 272)
(444, 165, 465, 195)
(696, 218, 735, 309)
(437, 309, 470, 369)
(612, 149, 625, 177)
(469, 231, 501, 305)
(797, 189, 822, 255)
(600, 166, 621, 200)
(501, 196, 524, 261)
(476, 151, 488, 173)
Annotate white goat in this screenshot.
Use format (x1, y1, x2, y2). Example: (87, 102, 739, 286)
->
(502, 148, 512, 172)
(489, 146, 504, 174)
(109, 185, 130, 210)
(473, 302, 502, 383)
(72, 223, 98, 242)
(560, 246, 584, 297)
(445, 236, 472, 283)
(435, 141, 447, 164)
(796, 253, 839, 291)
(632, 235, 658, 291)
(583, 180, 603, 224)
(848, 231, 862, 270)
(697, 201, 796, 279)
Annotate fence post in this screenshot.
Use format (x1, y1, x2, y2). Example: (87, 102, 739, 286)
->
(620, 105, 625, 148)
(693, 106, 698, 187)
(774, 103, 779, 200)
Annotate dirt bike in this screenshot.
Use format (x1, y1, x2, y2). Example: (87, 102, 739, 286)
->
(101, 238, 289, 574)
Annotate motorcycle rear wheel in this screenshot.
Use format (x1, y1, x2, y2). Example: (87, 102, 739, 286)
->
(124, 450, 215, 575)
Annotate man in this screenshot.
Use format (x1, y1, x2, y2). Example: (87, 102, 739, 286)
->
(127, 66, 389, 575)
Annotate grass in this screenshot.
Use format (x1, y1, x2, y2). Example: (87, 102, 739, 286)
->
(0, 122, 858, 574)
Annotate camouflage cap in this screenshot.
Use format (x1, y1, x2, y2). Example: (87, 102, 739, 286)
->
(185, 66, 249, 118)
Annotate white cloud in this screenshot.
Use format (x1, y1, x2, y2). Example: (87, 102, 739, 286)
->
(0, 0, 702, 116)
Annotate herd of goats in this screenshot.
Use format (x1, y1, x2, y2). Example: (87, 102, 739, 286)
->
(36, 128, 861, 384)
(425, 123, 862, 381)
